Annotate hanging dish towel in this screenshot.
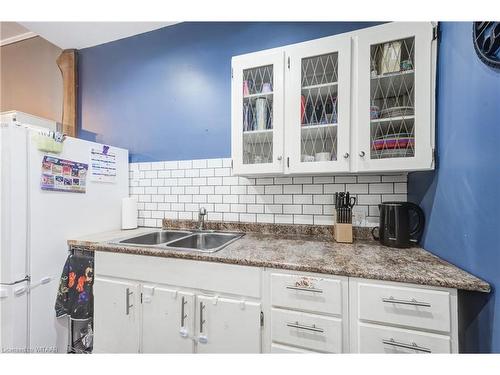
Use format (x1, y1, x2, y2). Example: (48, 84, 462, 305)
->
(55, 254, 94, 320)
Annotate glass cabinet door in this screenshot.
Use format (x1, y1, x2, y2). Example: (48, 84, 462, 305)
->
(286, 36, 351, 174)
(232, 51, 284, 175)
(356, 23, 434, 172)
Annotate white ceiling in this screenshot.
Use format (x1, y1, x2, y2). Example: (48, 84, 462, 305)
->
(10, 22, 178, 49)
(0, 22, 37, 46)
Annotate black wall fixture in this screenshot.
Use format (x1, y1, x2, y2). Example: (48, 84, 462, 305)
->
(473, 22, 500, 69)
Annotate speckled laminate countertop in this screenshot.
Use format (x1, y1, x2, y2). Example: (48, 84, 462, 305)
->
(68, 227, 490, 293)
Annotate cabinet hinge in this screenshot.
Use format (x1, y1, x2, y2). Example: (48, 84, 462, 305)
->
(287, 57, 290, 69)
(432, 25, 439, 41)
(260, 311, 264, 327)
(432, 148, 436, 162)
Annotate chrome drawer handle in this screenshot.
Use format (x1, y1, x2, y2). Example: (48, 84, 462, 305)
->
(125, 288, 133, 315)
(286, 321, 324, 333)
(286, 285, 323, 293)
(382, 338, 431, 353)
(180, 296, 187, 327)
(199, 302, 206, 333)
(382, 296, 431, 308)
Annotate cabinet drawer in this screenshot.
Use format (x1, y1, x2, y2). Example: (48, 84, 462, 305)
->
(358, 282, 451, 333)
(358, 322, 451, 354)
(271, 273, 343, 315)
(271, 308, 343, 353)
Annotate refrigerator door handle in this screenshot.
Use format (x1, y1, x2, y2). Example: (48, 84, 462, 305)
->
(14, 285, 28, 296)
(0, 275, 30, 286)
(29, 276, 52, 290)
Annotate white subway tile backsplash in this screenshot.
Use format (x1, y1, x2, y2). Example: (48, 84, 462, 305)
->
(274, 194, 293, 204)
(256, 214, 273, 223)
(275, 214, 293, 224)
(138, 163, 152, 171)
(164, 161, 179, 170)
(145, 170, 158, 179)
(294, 215, 313, 225)
(369, 183, 394, 194)
(214, 168, 231, 177)
(382, 174, 408, 183)
(192, 159, 207, 169)
(303, 205, 322, 215)
(335, 176, 356, 183)
(346, 183, 368, 194)
(256, 178, 273, 185)
(239, 213, 256, 223)
(265, 185, 282, 194)
(158, 170, 171, 178)
(357, 194, 381, 205)
(131, 158, 407, 228)
(199, 186, 215, 194)
(223, 195, 238, 204)
(178, 160, 192, 169)
(303, 184, 322, 194)
(151, 161, 164, 170)
(207, 159, 223, 168)
(283, 205, 302, 214)
(223, 212, 239, 222)
(293, 195, 312, 204)
(275, 177, 293, 185)
(357, 175, 381, 183)
(200, 168, 215, 177)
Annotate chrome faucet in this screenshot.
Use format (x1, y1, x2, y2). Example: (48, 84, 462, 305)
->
(197, 207, 207, 230)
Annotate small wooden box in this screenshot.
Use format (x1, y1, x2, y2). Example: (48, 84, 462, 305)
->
(334, 223, 353, 243)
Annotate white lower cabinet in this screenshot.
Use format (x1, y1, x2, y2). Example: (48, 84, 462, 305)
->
(357, 322, 451, 354)
(93, 277, 140, 353)
(271, 308, 343, 353)
(141, 286, 195, 353)
(349, 278, 458, 353)
(196, 295, 261, 353)
(267, 271, 349, 353)
(94, 252, 459, 353)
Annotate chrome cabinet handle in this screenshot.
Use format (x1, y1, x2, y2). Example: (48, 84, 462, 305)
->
(125, 288, 133, 315)
(382, 296, 431, 308)
(286, 285, 323, 293)
(277, 156, 283, 161)
(286, 321, 324, 333)
(343, 153, 349, 159)
(180, 296, 187, 327)
(382, 338, 431, 353)
(199, 302, 206, 333)
(359, 151, 366, 157)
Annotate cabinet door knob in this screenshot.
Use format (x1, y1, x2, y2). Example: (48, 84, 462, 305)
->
(343, 153, 349, 159)
(277, 156, 283, 161)
(359, 151, 366, 157)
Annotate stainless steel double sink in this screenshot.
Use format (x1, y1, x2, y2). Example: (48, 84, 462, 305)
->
(113, 229, 244, 253)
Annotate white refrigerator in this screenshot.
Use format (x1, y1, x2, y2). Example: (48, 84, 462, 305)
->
(0, 111, 129, 353)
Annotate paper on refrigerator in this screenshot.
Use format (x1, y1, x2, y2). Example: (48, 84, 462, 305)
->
(90, 145, 117, 183)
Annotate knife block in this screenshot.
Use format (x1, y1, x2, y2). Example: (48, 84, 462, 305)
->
(334, 223, 353, 243)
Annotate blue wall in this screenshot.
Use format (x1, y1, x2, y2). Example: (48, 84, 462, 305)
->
(77, 22, 380, 162)
(409, 22, 500, 353)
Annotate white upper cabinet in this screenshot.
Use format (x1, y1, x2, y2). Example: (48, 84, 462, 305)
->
(231, 50, 285, 175)
(285, 36, 351, 174)
(231, 22, 436, 176)
(354, 22, 434, 172)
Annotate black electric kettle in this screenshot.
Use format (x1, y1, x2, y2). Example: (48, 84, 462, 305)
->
(372, 202, 425, 248)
